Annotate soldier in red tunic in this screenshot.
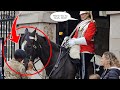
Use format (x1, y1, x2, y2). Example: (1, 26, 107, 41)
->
(68, 11, 97, 79)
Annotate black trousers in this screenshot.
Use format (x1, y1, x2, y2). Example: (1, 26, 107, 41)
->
(79, 53, 94, 79)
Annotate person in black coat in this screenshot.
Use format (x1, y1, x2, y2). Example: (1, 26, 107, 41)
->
(100, 51, 120, 79)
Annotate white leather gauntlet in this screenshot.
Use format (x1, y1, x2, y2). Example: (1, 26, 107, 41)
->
(68, 37, 87, 47)
(74, 37, 87, 45)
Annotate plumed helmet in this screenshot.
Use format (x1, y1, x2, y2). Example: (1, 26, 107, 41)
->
(79, 11, 93, 20)
(79, 11, 90, 15)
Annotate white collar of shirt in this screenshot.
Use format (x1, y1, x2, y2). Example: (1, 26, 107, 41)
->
(109, 66, 120, 70)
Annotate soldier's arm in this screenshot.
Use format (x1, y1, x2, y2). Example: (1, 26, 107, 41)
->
(73, 22, 96, 45)
(84, 22, 96, 42)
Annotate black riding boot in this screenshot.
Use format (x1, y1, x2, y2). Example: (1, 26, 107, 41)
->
(75, 64, 81, 79)
(74, 60, 81, 79)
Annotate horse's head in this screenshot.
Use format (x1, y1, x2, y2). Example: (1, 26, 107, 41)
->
(21, 28, 42, 62)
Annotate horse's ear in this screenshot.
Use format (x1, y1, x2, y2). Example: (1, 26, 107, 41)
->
(31, 29, 36, 37)
(25, 28, 29, 34)
(32, 28, 37, 41)
(33, 30, 36, 34)
(20, 28, 28, 45)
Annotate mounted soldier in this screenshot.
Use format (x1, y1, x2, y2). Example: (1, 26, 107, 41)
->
(63, 11, 97, 79)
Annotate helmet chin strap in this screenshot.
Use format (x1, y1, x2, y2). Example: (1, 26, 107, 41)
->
(90, 11, 93, 21)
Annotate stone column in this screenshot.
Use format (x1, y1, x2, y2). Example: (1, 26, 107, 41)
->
(106, 11, 120, 60)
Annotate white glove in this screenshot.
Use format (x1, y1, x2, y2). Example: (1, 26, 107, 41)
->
(68, 38, 76, 47)
(68, 37, 87, 47)
(61, 36, 69, 48)
(64, 36, 69, 41)
(74, 37, 87, 45)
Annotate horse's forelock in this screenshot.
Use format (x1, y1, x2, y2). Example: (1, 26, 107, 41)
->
(36, 34, 45, 43)
(21, 40, 27, 50)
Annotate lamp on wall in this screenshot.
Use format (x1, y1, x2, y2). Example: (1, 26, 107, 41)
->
(99, 11, 107, 16)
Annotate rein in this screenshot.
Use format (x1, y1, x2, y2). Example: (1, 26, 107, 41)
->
(22, 33, 70, 79)
(48, 47, 69, 78)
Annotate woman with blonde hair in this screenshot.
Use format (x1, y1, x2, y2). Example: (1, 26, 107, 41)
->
(100, 51, 120, 79)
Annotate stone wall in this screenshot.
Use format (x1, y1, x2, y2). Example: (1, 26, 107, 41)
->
(15, 11, 57, 50)
(107, 11, 120, 60)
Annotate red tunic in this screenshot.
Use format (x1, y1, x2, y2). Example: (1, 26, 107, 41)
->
(73, 21, 96, 53)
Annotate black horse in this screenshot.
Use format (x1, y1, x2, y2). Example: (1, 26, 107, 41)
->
(20, 28, 77, 79)
(21, 28, 104, 79)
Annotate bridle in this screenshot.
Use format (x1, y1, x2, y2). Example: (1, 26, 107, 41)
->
(24, 39, 69, 79)
(22, 35, 70, 79)
(22, 35, 47, 79)
(26, 39, 47, 79)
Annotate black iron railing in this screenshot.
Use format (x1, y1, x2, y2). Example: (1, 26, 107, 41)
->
(0, 11, 16, 61)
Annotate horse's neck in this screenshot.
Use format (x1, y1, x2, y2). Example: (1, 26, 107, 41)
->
(40, 43, 60, 63)
(38, 39, 60, 75)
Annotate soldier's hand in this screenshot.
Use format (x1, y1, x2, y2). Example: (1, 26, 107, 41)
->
(64, 36, 69, 41)
(68, 38, 76, 47)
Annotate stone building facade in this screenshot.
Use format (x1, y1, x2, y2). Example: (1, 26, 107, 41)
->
(15, 11, 57, 50)
(106, 11, 120, 60)
(14, 11, 120, 61)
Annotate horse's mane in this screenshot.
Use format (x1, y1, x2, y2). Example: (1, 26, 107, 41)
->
(36, 34, 60, 51)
